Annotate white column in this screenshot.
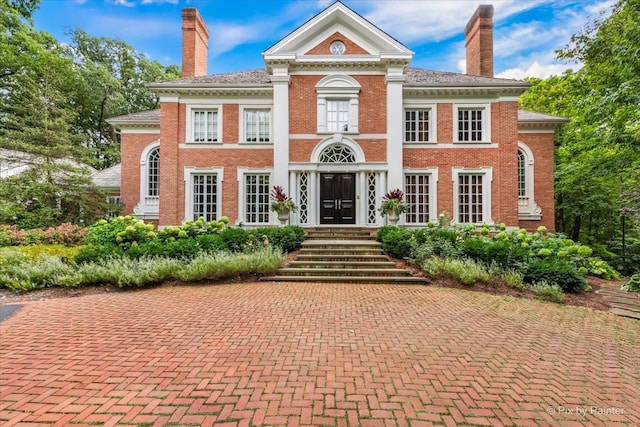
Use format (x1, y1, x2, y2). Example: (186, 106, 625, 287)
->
(289, 171, 297, 225)
(359, 171, 367, 225)
(309, 172, 318, 226)
(272, 65, 290, 194)
(386, 67, 405, 193)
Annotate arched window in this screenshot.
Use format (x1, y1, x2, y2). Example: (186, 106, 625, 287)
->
(147, 147, 160, 197)
(517, 149, 526, 198)
(517, 142, 541, 220)
(319, 145, 356, 163)
(134, 142, 160, 219)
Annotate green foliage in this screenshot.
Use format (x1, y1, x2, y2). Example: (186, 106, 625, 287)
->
(220, 227, 250, 252)
(436, 258, 491, 286)
(250, 226, 305, 252)
(3, 244, 83, 261)
(73, 243, 123, 265)
(528, 281, 565, 303)
(1, 246, 284, 291)
(85, 215, 154, 248)
(519, 0, 640, 274)
(621, 274, 640, 292)
(524, 258, 587, 292)
(376, 226, 412, 258)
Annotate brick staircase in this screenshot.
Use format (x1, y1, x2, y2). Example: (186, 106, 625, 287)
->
(260, 227, 427, 284)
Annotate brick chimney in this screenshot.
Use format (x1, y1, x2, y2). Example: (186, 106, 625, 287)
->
(464, 4, 494, 78)
(181, 7, 209, 78)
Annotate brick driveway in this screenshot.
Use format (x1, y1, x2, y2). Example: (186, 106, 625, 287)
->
(1, 282, 638, 426)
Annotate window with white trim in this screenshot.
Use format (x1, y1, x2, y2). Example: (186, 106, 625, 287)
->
(191, 173, 218, 221)
(244, 109, 270, 142)
(455, 105, 490, 142)
(316, 75, 360, 134)
(458, 109, 482, 141)
(458, 174, 484, 222)
(404, 168, 438, 224)
(405, 175, 431, 224)
(192, 110, 218, 142)
(517, 143, 541, 220)
(327, 100, 349, 132)
(147, 147, 159, 197)
(405, 110, 431, 142)
(244, 174, 270, 223)
(518, 150, 526, 197)
(134, 142, 160, 219)
(454, 167, 492, 224)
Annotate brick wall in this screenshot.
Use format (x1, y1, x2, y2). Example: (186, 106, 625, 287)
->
(120, 132, 160, 216)
(464, 5, 494, 78)
(518, 132, 556, 231)
(305, 32, 369, 55)
(181, 8, 209, 78)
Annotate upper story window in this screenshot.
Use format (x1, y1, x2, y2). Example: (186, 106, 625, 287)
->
(405, 109, 432, 142)
(245, 109, 270, 142)
(193, 110, 218, 142)
(316, 75, 360, 134)
(327, 100, 349, 132)
(186, 105, 222, 144)
(455, 104, 490, 143)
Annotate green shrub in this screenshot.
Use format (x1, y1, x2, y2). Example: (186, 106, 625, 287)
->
(252, 226, 305, 252)
(524, 258, 587, 292)
(621, 274, 640, 292)
(177, 247, 284, 282)
(197, 233, 227, 252)
(438, 258, 491, 286)
(220, 227, 250, 252)
(461, 237, 529, 270)
(377, 226, 413, 258)
(499, 268, 525, 289)
(3, 244, 83, 261)
(528, 281, 565, 303)
(73, 243, 124, 264)
(85, 215, 154, 247)
(0, 255, 75, 291)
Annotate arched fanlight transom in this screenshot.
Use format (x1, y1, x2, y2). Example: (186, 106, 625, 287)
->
(319, 145, 356, 163)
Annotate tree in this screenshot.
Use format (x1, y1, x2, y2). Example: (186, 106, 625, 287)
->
(520, 0, 640, 272)
(0, 2, 103, 228)
(68, 30, 180, 169)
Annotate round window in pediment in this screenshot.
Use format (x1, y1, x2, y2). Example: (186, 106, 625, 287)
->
(330, 40, 346, 55)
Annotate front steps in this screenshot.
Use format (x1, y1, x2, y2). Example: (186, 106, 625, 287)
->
(261, 227, 427, 284)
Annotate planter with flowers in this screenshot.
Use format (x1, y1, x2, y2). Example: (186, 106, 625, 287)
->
(270, 185, 297, 225)
(379, 189, 409, 225)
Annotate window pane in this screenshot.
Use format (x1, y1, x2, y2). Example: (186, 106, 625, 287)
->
(147, 148, 160, 197)
(193, 110, 218, 142)
(192, 174, 217, 221)
(327, 100, 349, 132)
(458, 109, 483, 142)
(245, 174, 270, 223)
(458, 174, 483, 223)
(405, 110, 430, 142)
(405, 174, 430, 223)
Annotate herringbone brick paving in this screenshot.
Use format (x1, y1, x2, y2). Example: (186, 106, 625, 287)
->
(1, 282, 638, 426)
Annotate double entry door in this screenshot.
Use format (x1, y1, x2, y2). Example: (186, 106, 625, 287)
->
(320, 173, 356, 224)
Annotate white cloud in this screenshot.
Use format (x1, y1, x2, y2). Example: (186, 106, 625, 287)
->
(113, 0, 135, 7)
(496, 61, 574, 79)
(358, 0, 550, 43)
(141, 0, 179, 4)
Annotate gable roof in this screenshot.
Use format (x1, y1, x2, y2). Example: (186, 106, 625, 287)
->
(263, 1, 413, 64)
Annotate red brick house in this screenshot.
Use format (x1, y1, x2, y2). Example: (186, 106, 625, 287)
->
(109, 2, 564, 230)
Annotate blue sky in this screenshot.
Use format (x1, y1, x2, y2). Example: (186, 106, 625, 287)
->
(33, 0, 615, 79)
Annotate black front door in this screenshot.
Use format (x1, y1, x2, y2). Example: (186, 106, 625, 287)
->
(320, 173, 356, 224)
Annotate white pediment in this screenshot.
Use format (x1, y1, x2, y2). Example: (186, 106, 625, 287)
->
(263, 1, 413, 64)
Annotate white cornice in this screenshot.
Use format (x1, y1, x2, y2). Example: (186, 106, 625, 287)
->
(404, 86, 527, 97)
